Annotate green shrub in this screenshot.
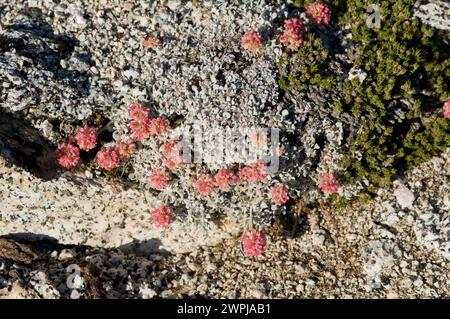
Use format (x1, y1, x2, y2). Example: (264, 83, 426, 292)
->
(278, 32, 336, 92)
(339, 0, 450, 188)
(280, 0, 450, 191)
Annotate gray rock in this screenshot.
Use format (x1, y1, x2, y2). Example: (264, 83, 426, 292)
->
(0, 13, 112, 120)
(348, 67, 367, 84)
(414, 0, 450, 31)
(394, 183, 415, 208)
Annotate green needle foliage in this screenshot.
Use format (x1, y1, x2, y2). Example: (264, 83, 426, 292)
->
(278, 32, 336, 92)
(281, 0, 450, 190)
(339, 0, 449, 188)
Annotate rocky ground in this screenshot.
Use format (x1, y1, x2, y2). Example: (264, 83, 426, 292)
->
(1, 148, 448, 298)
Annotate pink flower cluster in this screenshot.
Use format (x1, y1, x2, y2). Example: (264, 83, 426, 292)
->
(129, 103, 171, 141)
(151, 205, 174, 228)
(241, 30, 263, 54)
(306, 2, 332, 26)
(238, 161, 267, 183)
(129, 103, 150, 120)
(93, 102, 170, 172)
(241, 229, 267, 256)
(148, 168, 171, 190)
(162, 140, 184, 169)
(271, 184, 289, 205)
(97, 147, 121, 171)
(214, 168, 237, 191)
(130, 118, 152, 141)
(115, 141, 137, 161)
(96, 141, 136, 171)
(75, 125, 97, 151)
(318, 173, 340, 194)
(443, 100, 450, 118)
(192, 169, 239, 196)
(56, 142, 80, 169)
(279, 17, 304, 51)
(194, 174, 216, 196)
(149, 117, 171, 136)
(191, 162, 273, 198)
(56, 124, 98, 170)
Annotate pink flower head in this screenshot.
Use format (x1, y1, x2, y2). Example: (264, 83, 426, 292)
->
(306, 2, 332, 26)
(279, 17, 304, 51)
(271, 184, 289, 205)
(162, 140, 184, 169)
(75, 125, 97, 151)
(284, 17, 304, 31)
(130, 118, 152, 141)
(241, 30, 263, 54)
(214, 168, 237, 191)
(151, 205, 174, 228)
(165, 159, 178, 170)
(129, 103, 150, 121)
(149, 117, 171, 136)
(241, 229, 267, 257)
(115, 141, 137, 161)
(318, 173, 340, 194)
(443, 100, 450, 118)
(238, 161, 267, 183)
(148, 168, 171, 190)
(56, 142, 80, 169)
(97, 147, 120, 171)
(162, 140, 179, 158)
(194, 174, 216, 196)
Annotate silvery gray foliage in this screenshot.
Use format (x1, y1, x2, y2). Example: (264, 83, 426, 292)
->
(0, 0, 359, 228)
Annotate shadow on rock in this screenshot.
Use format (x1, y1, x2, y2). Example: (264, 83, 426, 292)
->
(119, 238, 170, 257)
(0, 108, 60, 180)
(0, 8, 91, 94)
(0, 234, 179, 299)
(0, 233, 62, 258)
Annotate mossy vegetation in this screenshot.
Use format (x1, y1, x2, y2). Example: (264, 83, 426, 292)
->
(339, 0, 450, 187)
(281, 0, 450, 190)
(278, 33, 336, 91)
